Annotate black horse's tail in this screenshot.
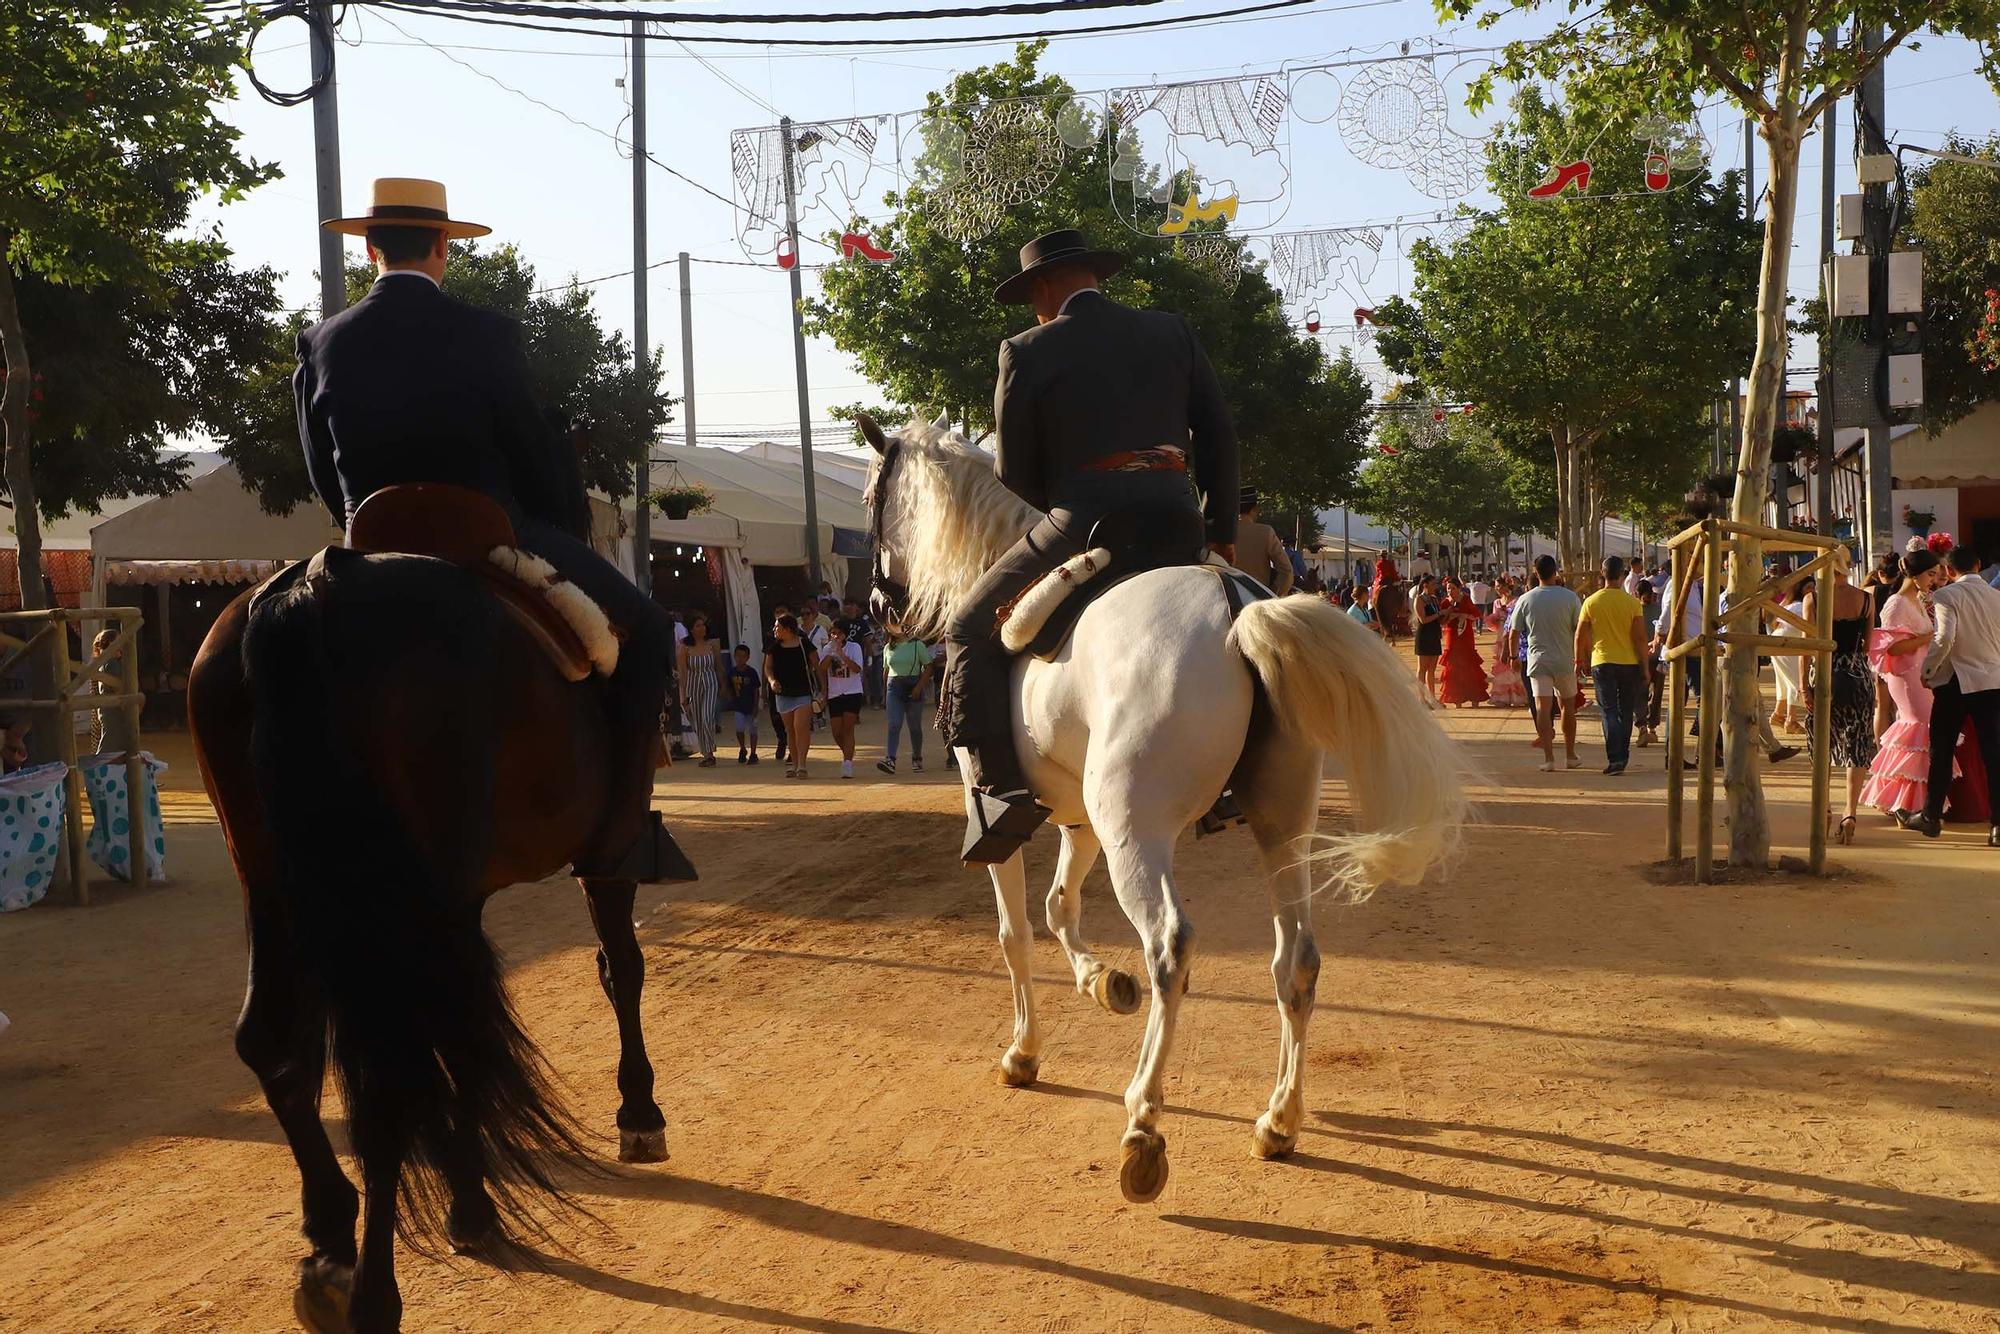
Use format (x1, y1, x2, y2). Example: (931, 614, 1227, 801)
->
(244, 560, 591, 1248)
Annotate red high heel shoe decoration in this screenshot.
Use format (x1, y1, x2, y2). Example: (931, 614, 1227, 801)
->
(840, 231, 896, 263)
(1353, 306, 1374, 325)
(1528, 159, 1591, 198)
(1304, 308, 1321, 333)
(775, 236, 798, 271)
(1644, 153, 1670, 192)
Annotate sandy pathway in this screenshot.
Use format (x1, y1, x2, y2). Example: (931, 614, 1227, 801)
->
(2, 689, 1996, 1331)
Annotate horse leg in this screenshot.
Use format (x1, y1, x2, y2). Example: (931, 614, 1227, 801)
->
(1100, 835, 1192, 1205)
(1237, 739, 1326, 1161)
(1044, 825, 1139, 1016)
(582, 877, 668, 1162)
(236, 902, 360, 1331)
(988, 850, 1042, 1087)
(346, 1139, 407, 1334)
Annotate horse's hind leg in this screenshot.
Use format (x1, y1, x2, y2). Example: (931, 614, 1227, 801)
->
(582, 877, 667, 1162)
(1238, 738, 1325, 1161)
(1099, 833, 1192, 1205)
(347, 1136, 406, 1333)
(235, 898, 359, 1329)
(988, 850, 1042, 1087)
(1044, 825, 1139, 1015)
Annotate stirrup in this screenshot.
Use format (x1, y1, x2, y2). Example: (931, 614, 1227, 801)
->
(962, 789, 1051, 864)
(579, 811, 699, 884)
(1195, 789, 1247, 839)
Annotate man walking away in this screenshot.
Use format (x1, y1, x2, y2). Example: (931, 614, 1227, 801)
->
(1915, 546, 2000, 845)
(1577, 556, 1650, 775)
(1233, 489, 1294, 595)
(1514, 554, 1583, 772)
(1468, 573, 1493, 619)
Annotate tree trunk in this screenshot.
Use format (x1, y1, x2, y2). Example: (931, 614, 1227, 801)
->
(0, 253, 47, 615)
(1551, 424, 1576, 579)
(1724, 117, 1805, 868)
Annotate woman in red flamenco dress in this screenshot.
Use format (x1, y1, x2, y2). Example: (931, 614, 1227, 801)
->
(1438, 578, 1489, 707)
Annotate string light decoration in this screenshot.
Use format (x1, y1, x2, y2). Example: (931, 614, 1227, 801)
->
(1266, 227, 1382, 324)
(1178, 235, 1245, 292)
(729, 116, 887, 260)
(927, 99, 1067, 242)
(727, 42, 1514, 262)
(1335, 61, 1482, 200)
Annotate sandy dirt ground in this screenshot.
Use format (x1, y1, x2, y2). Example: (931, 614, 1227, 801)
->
(2, 658, 1998, 1332)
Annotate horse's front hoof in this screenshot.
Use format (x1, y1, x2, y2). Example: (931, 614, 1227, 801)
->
(1119, 1129, 1169, 1203)
(293, 1255, 353, 1333)
(995, 1047, 1040, 1087)
(619, 1128, 669, 1163)
(1090, 968, 1142, 1016)
(1252, 1113, 1298, 1160)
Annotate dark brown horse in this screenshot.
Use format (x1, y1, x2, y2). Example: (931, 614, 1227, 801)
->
(189, 547, 679, 1333)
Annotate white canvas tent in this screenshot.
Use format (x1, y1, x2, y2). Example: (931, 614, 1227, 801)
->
(645, 444, 876, 650)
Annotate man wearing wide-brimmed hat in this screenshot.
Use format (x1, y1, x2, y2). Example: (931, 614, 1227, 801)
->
(937, 227, 1239, 859)
(295, 177, 674, 877)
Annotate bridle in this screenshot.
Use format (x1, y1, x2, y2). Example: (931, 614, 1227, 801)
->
(867, 436, 917, 633)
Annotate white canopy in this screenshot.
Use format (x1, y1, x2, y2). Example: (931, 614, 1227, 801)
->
(647, 443, 872, 566)
(89, 463, 344, 564)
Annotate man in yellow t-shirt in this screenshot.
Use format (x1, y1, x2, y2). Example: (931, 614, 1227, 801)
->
(1575, 555, 1652, 775)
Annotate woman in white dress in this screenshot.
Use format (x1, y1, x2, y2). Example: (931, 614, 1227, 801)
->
(1768, 573, 1809, 733)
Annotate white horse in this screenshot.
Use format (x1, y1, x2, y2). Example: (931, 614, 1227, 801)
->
(859, 414, 1468, 1203)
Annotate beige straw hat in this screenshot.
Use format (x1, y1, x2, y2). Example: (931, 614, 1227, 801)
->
(321, 177, 491, 239)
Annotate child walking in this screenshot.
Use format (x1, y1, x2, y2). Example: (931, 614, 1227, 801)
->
(724, 644, 762, 764)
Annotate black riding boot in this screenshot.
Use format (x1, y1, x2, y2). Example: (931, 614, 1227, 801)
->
(942, 641, 1049, 864)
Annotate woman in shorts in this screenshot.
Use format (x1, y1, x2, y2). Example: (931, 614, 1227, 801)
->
(818, 621, 866, 779)
(764, 614, 819, 779)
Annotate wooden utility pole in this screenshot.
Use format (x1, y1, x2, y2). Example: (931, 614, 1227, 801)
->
(778, 117, 823, 586)
(629, 17, 652, 594)
(309, 0, 345, 318)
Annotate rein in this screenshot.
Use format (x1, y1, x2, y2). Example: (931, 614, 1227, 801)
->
(868, 438, 918, 633)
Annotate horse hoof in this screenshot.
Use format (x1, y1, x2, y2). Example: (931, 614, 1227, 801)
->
(1090, 968, 1142, 1016)
(448, 1218, 504, 1258)
(292, 1256, 353, 1333)
(1119, 1130, 1169, 1203)
(619, 1128, 669, 1163)
(1252, 1114, 1298, 1160)
(995, 1047, 1039, 1087)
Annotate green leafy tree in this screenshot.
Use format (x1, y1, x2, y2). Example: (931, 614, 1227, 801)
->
(1371, 88, 1759, 586)
(1, 1, 272, 612)
(1901, 135, 2000, 431)
(804, 43, 1372, 518)
(1441, 0, 2000, 867)
(15, 238, 283, 519)
(229, 241, 671, 515)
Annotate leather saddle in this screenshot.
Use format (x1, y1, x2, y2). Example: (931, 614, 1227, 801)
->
(1008, 504, 1231, 660)
(347, 484, 595, 683)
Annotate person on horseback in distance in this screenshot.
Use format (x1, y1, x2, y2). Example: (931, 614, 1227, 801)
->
(940, 228, 1239, 859)
(293, 178, 674, 877)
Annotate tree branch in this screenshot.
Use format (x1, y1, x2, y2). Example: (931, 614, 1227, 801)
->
(1799, 20, 1924, 125)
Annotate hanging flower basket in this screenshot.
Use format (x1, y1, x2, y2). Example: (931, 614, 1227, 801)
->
(1902, 503, 1936, 536)
(650, 484, 714, 521)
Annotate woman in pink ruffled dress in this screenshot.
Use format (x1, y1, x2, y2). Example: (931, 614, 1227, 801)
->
(1487, 590, 1529, 707)
(1860, 549, 1954, 831)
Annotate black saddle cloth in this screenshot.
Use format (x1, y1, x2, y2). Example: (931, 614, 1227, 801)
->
(1017, 504, 1257, 660)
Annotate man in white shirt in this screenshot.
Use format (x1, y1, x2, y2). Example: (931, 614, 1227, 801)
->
(1917, 545, 2000, 844)
(1468, 576, 1493, 617)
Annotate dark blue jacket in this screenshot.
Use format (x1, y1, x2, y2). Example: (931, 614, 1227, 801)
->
(293, 274, 589, 539)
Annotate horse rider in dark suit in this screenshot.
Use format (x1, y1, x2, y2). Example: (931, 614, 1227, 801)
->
(941, 228, 1240, 861)
(294, 177, 673, 878)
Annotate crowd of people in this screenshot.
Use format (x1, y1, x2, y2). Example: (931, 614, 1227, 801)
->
(663, 584, 954, 783)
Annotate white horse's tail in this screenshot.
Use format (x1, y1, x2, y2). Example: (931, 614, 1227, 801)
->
(1229, 595, 1469, 902)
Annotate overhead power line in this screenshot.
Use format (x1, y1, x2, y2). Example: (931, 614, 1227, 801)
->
(358, 0, 1376, 49)
(358, 0, 1246, 26)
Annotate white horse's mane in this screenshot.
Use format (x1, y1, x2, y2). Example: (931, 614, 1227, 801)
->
(866, 418, 1043, 636)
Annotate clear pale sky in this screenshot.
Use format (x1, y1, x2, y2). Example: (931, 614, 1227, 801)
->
(196, 0, 2000, 441)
